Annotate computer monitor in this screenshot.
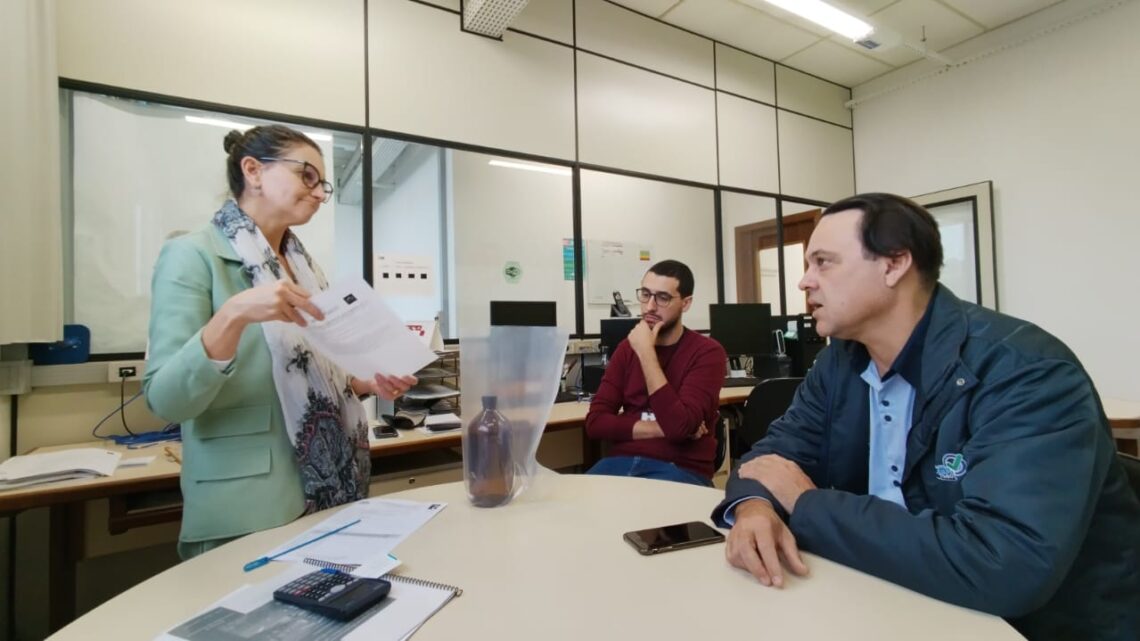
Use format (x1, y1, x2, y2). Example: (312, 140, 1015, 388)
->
(709, 303, 772, 357)
(489, 301, 557, 327)
(599, 317, 640, 360)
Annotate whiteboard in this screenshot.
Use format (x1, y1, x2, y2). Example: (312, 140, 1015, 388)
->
(585, 240, 653, 306)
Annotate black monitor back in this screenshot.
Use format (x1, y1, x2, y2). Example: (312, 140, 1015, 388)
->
(599, 317, 640, 360)
(709, 303, 772, 356)
(489, 301, 557, 327)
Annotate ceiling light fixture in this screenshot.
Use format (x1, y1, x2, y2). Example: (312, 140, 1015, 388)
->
(488, 159, 572, 176)
(761, 0, 873, 41)
(183, 116, 333, 142)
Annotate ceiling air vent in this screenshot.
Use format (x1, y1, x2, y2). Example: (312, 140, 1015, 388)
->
(463, 0, 530, 38)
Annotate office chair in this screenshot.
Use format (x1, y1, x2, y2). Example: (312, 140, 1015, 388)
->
(1119, 452, 1140, 501)
(731, 377, 804, 464)
(713, 411, 731, 474)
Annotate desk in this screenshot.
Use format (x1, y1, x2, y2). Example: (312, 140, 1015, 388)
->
(0, 389, 755, 513)
(372, 386, 752, 456)
(49, 472, 1021, 641)
(1, 391, 753, 632)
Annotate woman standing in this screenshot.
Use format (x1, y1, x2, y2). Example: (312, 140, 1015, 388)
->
(144, 125, 414, 559)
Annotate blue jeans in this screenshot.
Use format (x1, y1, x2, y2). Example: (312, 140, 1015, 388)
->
(587, 455, 713, 487)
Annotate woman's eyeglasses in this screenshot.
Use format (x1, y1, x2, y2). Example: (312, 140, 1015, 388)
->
(635, 287, 679, 307)
(259, 157, 334, 203)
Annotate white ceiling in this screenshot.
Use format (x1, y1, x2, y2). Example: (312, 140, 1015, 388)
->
(605, 0, 1065, 87)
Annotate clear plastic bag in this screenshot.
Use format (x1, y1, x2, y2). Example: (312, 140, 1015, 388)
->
(460, 325, 569, 507)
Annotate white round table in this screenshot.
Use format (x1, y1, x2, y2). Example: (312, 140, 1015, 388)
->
(50, 471, 1022, 640)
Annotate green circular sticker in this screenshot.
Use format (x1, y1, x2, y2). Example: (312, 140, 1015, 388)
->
(503, 261, 523, 283)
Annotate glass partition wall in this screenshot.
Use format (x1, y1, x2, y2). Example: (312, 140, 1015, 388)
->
(721, 192, 827, 318)
(59, 90, 823, 355)
(369, 136, 575, 341)
(580, 170, 717, 333)
(61, 88, 364, 355)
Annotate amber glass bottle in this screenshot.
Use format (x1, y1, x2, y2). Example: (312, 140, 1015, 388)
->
(465, 395, 514, 507)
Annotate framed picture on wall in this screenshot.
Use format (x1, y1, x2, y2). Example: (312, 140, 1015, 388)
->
(911, 181, 998, 310)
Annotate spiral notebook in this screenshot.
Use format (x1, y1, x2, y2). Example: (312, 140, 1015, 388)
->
(373, 573, 463, 641)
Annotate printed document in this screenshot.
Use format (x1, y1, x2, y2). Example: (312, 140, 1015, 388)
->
(265, 499, 446, 577)
(303, 278, 437, 379)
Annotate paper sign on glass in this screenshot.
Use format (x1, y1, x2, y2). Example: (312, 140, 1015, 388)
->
(302, 278, 437, 379)
(374, 253, 435, 297)
(405, 319, 443, 351)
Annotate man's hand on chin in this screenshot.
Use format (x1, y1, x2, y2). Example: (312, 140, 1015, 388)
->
(627, 319, 661, 358)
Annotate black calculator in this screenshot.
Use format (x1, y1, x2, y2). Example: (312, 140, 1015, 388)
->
(273, 569, 391, 621)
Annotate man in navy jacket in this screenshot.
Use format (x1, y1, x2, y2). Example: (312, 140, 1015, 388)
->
(713, 193, 1140, 640)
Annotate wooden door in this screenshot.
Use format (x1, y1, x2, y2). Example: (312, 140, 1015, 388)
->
(734, 210, 819, 311)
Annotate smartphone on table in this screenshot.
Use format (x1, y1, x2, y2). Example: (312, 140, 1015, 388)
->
(623, 521, 725, 556)
(372, 424, 399, 439)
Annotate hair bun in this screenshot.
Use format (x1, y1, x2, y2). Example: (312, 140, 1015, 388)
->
(223, 130, 244, 154)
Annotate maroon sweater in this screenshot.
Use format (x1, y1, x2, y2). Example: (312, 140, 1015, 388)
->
(585, 328, 726, 479)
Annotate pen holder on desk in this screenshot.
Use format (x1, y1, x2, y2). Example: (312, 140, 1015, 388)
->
(460, 325, 569, 507)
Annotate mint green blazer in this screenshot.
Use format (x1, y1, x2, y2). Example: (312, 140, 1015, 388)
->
(143, 224, 304, 545)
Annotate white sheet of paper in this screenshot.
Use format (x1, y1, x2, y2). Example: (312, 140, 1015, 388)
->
(302, 278, 437, 379)
(266, 499, 446, 570)
(0, 448, 121, 482)
(424, 413, 461, 427)
(118, 456, 155, 468)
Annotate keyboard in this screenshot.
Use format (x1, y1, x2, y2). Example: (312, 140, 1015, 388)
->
(723, 377, 760, 388)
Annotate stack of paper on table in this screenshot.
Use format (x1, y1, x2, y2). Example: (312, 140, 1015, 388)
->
(416, 413, 462, 434)
(0, 448, 121, 491)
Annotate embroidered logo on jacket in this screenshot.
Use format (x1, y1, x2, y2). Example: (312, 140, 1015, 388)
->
(934, 453, 968, 481)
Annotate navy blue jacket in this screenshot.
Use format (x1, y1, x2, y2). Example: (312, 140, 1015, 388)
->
(713, 286, 1140, 640)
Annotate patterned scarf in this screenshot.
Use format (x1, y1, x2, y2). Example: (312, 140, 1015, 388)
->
(212, 200, 369, 513)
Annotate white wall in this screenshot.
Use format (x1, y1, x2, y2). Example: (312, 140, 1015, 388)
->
(576, 52, 718, 184)
(852, 1, 1140, 400)
(717, 95, 779, 193)
(577, 0, 713, 86)
(778, 111, 854, 202)
(368, 0, 576, 161)
(56, 0, 365, 125)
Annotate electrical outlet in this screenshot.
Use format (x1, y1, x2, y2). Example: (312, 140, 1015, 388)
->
(107, 360, 144, 383)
